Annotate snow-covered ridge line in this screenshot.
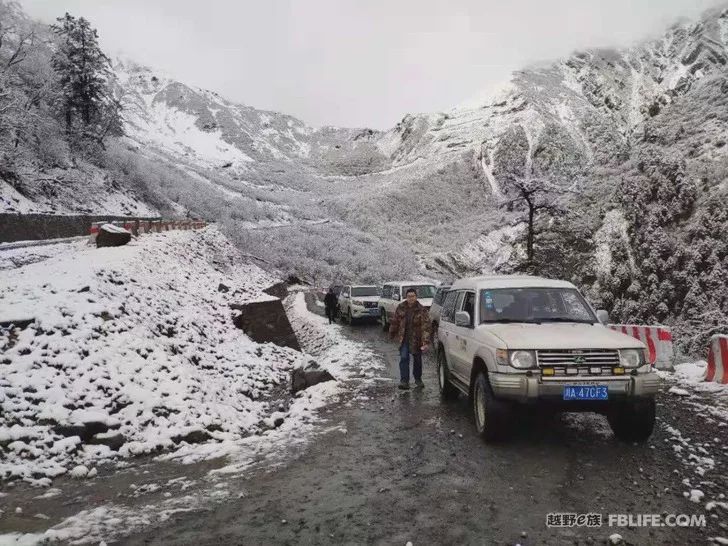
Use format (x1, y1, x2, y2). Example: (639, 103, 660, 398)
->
(0, 227, 305, 484)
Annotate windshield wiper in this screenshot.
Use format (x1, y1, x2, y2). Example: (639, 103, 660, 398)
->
(535, 317, 597, 324)
(481, 318, 541, 324)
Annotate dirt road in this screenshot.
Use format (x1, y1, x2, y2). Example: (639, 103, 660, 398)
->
(121, 293, 726, 545)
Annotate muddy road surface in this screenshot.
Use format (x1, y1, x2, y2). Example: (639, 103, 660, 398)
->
(122, 293, 727, 545)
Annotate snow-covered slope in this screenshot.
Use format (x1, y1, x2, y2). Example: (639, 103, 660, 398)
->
(0, 227, 309, 483)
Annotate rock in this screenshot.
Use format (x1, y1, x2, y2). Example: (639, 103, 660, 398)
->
(232, 299, 301, 351)
(291, 368, 335, 393)
(69, 465, 89, 479)
(172, 429, 211, 445)
(88, 432, 126, 451)
(54, 424, 91, 441)
(274, 417, 285, 428)
(217, 283, 230, 293)
(96, 224, 132, 248)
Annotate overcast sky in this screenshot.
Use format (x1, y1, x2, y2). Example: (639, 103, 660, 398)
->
(18, 0, 725, 129)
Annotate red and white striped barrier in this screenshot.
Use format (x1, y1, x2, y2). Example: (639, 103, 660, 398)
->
(608, 324, 675, 369)
(706, 335, 728, 384)
(89, 221, 104, 243)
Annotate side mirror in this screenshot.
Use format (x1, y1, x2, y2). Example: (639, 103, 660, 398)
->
(393, 293, 400, 301)
(596, 309, 609, 325)
(455, 311, 471, 327)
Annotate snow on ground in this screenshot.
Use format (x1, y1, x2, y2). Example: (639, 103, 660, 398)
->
(0, 238, 89, 271)
(658, 361, 728, 398)
(0, 226, 308, 484)
(285, 290, 385, 383)
(1, 286, 383, 545)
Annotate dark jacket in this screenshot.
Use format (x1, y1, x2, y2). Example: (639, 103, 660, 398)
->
(324, 291, 338, 310)
(389, 300, 431, 353)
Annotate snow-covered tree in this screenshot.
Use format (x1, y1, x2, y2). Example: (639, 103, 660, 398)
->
(493, 122, 586, 272)
(51, 13, 121, 148)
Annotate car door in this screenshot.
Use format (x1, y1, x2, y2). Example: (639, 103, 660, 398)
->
(339, 286, 350, 314)
(438, 290, 461, 378)
(387, 285, 401, 320)
(380, 285, 391, 315)
(449, 291, 477, 380)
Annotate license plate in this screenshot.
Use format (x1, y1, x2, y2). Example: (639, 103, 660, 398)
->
(563, 385, 608, 400)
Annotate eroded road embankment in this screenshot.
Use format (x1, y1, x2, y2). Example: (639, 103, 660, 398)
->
(123, 292, 727, 546)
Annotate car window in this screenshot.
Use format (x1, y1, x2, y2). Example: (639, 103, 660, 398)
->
(434, 287, 449, 305)
(479, 287, 597, 323)
(351, 286, 379, 297)
(403, 285, 436, 299)
(441, 291, 459, 323)
(560, 291, 595, 321)
(456, 291, 465, 309)
(461, 292, 476, 327)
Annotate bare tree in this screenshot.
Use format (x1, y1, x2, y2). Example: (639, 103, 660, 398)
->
(492, 123, 585, 270)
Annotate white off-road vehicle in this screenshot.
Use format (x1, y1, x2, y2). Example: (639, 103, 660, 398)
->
(436, 276, 659, 442)
(379, 281, 437, 331)
(338, 285, 381, 324)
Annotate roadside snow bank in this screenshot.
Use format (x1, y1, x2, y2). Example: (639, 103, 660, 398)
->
(659, 361, 728, 396)
(0, 227, 306, 483)
(286, 291, 384, 382)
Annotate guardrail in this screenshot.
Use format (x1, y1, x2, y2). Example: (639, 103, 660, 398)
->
(89, 219, 207, 243)
(706, 335, 728, 384)
(608, 324, 675, 369)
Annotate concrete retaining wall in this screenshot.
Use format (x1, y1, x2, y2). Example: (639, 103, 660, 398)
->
(0, 214, 161, 243)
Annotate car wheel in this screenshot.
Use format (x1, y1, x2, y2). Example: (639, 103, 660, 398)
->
(380, 308, 388, 331)
(347, 307, 355, 325)
(437, 348, 459, 401)
(472, 370, 509, 442)
(607, 398, 656, 442)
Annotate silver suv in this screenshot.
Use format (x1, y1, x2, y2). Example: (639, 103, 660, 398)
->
(338, 285, 381, 324)
(379, 281, 437, 331)
(436, 275, 659, 442)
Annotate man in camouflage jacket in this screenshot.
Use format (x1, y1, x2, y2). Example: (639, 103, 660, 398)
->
(389, 288, 431, 390)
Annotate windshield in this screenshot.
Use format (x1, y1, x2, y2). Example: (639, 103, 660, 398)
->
(404, 285, 436, 299)
(479, 287, 597, 324)
(351, 286, 380, 297)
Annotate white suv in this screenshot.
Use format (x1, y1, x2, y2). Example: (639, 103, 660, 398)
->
(436, 275, 659, 442)
(338, 285, 381, 324)
(379, 281, 437, 331)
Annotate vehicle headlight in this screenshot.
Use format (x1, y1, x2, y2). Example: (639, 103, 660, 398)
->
(510, 350, 536, 369)
(351, 299, 364, 306)
(619, 349, 643, 368)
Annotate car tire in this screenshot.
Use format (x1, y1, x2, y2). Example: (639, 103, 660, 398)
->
(607, 398, 656, 443)
(380, 308, 388, 331)
(437, 348, 459, 401)
(347, 307, 355, 325)
(472, 370, 509, 442)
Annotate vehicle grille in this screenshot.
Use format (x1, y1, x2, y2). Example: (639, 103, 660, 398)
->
(364, 301, 378, 309)
(537, 349, 621, 376)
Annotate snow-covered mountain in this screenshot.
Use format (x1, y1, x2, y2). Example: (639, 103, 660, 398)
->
(112, 5, 728, 280)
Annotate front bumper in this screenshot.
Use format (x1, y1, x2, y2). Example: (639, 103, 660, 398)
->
(489, 371, 660, 402)
(351, 306, 380, 318)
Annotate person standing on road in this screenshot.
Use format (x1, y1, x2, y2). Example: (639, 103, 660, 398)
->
(389, 288, 431, 390)
(324, 287, 338, 324)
